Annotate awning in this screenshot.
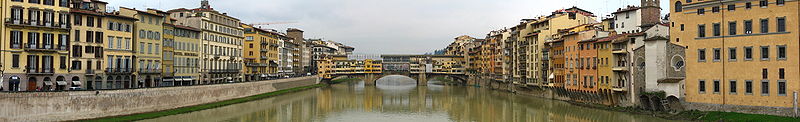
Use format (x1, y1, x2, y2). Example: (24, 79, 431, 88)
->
(548, 73, 555, 79)
(175, 78, 184, 82)
(56, 81, 68, 86)
(163, 79, 174, 82)
(44, 81, 54, 86)
(226, 77, 233, 80)
(261, 74, 268, 77)
(71, 81, 82, 86)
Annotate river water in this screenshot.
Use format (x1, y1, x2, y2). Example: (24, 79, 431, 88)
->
(142, 76, 673, 122)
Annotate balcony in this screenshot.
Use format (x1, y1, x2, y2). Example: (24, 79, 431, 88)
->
(261, 49, 269, 52)
(261, 56, 268, 59)
(246, 63, 268, 67)
(24, 43, 66, 52)
(612, 49, 627, 54)
(138, 68, 161, 74)
(5, 18, 70, 30)
(86, 69, 96, 75)
(210, 69, 240, 73)
(26, 67, 54, 75)
(106, 68, 133, 74)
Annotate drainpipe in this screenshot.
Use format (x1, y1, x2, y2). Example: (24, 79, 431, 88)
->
(794, 91, 797, 117)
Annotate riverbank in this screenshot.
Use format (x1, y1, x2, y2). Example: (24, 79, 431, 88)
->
(481, 84, 800, 121)
(79, 84, 326, 122)
(0, 76, 318, 122)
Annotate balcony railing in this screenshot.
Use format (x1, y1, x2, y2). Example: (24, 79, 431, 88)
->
(138, 68, 162, 74)
(23, 43, 67, 52)
(106, 68, 133, 74)
(5, 18, 70, 29)
(210, 69, 240, 73)
(26, 67, 54, 75)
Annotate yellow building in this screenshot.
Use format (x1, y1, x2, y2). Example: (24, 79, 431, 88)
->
(161, 23, 175, 86)
(100, 8, 137, 90)
(119, 7, 165, 88)
(671, 0, 799, 115)
(242, 24, 282, 81)
(2, 0, 72, 91)
(171, 24, 201, 86)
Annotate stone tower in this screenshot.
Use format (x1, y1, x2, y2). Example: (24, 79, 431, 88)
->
(640, 0, 661, 27)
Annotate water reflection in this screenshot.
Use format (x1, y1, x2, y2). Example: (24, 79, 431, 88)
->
(142, 77, 673, 122)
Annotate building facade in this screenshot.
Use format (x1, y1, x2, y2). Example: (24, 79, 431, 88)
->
(170, 24, 201, 86)
(2, 0, 72, 91)
(671, 0, 799, 115)
(168, 0, 244, 84)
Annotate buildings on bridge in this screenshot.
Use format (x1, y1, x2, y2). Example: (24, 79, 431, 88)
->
(0, 0, 349, 92)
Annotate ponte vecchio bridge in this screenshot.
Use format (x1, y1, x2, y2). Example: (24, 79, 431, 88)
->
(317, 55, 467, 85)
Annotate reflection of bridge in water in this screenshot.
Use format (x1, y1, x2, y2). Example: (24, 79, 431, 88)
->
(319, 55, 468, 85)
(144, 79, 666, 122)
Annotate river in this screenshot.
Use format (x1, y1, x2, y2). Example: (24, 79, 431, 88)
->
(142, 76, 674, 122)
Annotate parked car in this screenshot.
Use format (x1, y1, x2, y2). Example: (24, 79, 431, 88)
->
(69, 87, 84, 91)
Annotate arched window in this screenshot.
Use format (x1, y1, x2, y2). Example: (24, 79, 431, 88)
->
(675, 2, 683, 12)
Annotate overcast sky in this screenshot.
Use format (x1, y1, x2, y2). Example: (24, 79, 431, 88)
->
(105, 0, 670, 54)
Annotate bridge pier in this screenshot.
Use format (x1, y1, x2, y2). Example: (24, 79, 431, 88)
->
(417, 73, 427, 86)
(363, 74, 379, 86)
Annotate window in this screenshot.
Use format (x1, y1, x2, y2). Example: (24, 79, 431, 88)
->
(698, 8, 705, 15)
(779, 80, 786, 95)
(713, 23, 721, 36)
(712, 6, 720, 13)
(746, 2, 752, 9)
(139, 30, 146, 38)
(761, 46, 770, 60)
(746, 80, 753, 94)
(760, 19, 769, 33)
(139, 42, 145, 54)
(730, 80, 737, 94)
(777, 18, 786, 32)
(744, 20, 753, 34)
(86, 31, 93, 43)
(699, 80, 707, 93)
(698, 49, 707, 62)
(10, 31, 22, 49)
(763, 68, 769, 79)
(762, 80, 770, 95)
(675, 2, 683, 12)
(97, 18, 102, 28)
(698, 25, 706, 37)
(714, 80, 721, 93)
(12, 54, 19, 68)
(713, 48, 721, 61)
(729, 22, 737, 35)
(745, 47, 753, 60)
(680, 24, 685, 31)
(729, 48, 737, 61)
(108, 37, 114, 48)
(95, 32, 103, 43)
(71, 61, 81, 70)
(760, 0, 768, 7)
(728, 4, 736, 11)
(86, 17, 94, 27)
(777, 45, 786, 60)
(29, 0, 39, 4)
(779, 68, 785, 79)
(60, 56, 67, 69)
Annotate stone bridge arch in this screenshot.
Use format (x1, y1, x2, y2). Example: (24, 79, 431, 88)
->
(327, 73, 467, 86)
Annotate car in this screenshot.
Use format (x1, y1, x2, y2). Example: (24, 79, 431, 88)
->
(69, 87, 84, 91)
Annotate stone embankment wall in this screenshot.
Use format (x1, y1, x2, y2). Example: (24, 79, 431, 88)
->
(0, 76, 319, 122)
